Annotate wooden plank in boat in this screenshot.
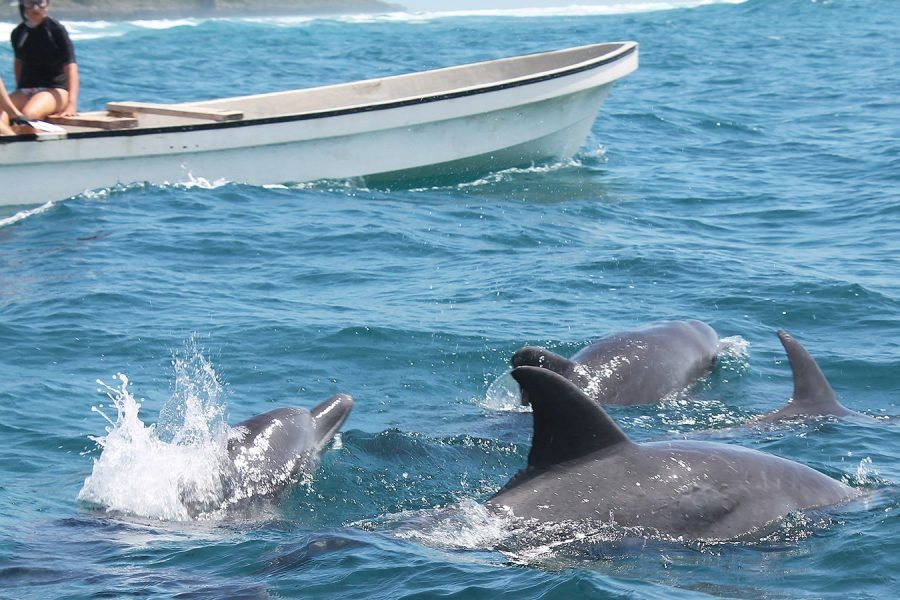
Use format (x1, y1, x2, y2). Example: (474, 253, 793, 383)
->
(107, 101, 244, 122)
(46, 114, 139, 130)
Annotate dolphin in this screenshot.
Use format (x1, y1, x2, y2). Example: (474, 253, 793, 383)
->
(486, 366, 858, 541)
(510, 320, 719, 405)
(224, 394, 353, 502)
(755, 330, 868, 423)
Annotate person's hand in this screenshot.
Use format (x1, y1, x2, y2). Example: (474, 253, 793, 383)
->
(10, 115, 30, 127)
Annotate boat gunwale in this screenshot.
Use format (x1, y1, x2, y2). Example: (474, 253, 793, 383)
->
(1, 41, 637, 144)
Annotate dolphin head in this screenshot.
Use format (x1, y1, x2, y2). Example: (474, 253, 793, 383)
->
(225, 394, 353, 499)
(511, 347, 576, 406)
(511, 346, 575, 374)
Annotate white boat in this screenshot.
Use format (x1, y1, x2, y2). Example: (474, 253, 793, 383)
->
(0, 41, 637, 206)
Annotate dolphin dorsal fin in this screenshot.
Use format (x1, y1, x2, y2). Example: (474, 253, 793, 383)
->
(511, 366, 631, 470)
(778, 330, 847, 414)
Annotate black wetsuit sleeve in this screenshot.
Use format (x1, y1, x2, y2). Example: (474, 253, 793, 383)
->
(51, 20, 76, 64)
(11, 25, 25, 61)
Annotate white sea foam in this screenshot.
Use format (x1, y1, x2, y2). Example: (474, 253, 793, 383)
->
(129, 19, 200, 30)
(457, 159, 580, 188)
(391, 499, 514, 550)
(62, 20, 125, 40)
(381, 2, 735, 20)
(0, 0, 747, 41)
(337, 0, 747, 22)
(175, 172, 231, 190)
(404, 159, 579, 193)
(0, 201, 55, 229)
(718, 334, 750, 360)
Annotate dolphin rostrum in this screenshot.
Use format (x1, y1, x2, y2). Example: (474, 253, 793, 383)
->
(486, 367, 858, 541)
(510, 320, 719, 405)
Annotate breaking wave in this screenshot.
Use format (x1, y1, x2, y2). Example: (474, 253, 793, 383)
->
(0, 201, 56, 229)
(0, 0, 747, 41)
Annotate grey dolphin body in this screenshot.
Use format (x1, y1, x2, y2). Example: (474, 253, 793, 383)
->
(487, 367, 858, 541)
(756, 330, 867, 423)
(511, 320, 719, 405)
(225, 394, 353, 499)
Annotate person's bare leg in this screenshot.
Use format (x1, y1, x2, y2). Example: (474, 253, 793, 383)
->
(15, 89, 68, 120)
(0, 112, 13, 135)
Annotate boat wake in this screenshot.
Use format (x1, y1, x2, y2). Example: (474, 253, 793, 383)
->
(0, 201, 56, 229)
(457, 158, 586, 189)
(402, 157, 585, 193)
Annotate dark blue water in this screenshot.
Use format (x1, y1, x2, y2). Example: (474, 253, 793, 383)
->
(1, 0, 899, 597)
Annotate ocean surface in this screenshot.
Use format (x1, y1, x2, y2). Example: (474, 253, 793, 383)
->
(1, 0, 899, 597)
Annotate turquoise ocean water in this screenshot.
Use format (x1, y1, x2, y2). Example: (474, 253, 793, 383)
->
(1, 0, 899, 597)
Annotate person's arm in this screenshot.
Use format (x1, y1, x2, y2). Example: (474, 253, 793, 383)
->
(60, 62, 78, 116)
(55, 22, 79, 116)
(0, 74, 27, 125)
(0, 75, 16, 114)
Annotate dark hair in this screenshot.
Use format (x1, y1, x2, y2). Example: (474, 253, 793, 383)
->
(18, 1, 49, 21)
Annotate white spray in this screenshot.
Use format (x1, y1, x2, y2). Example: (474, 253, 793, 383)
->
(78, 340, 232, 521)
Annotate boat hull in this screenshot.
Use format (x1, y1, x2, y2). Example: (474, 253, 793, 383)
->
(0, 42, 637, 206)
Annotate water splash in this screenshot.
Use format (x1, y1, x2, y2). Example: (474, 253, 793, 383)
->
(157, 341, 227, 445)
(713, 335, 751, 386)
(499, 518, 631, 563)
(717, 335, 750, 362)
(380, 499, 515, 550)
(78, 340, 232, 521)
(162, 172, 230, 190)
(854, 457, 880, 487)
(481, 371, 531, 412)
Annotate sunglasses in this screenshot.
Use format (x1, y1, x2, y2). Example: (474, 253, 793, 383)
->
(23, 1, 48, 8)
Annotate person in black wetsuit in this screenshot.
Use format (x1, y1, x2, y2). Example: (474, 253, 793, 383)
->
(9, 0, 79, 121)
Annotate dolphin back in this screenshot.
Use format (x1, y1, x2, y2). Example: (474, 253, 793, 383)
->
(497, 367, 859, 541)
(524, 320, 720, 405)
